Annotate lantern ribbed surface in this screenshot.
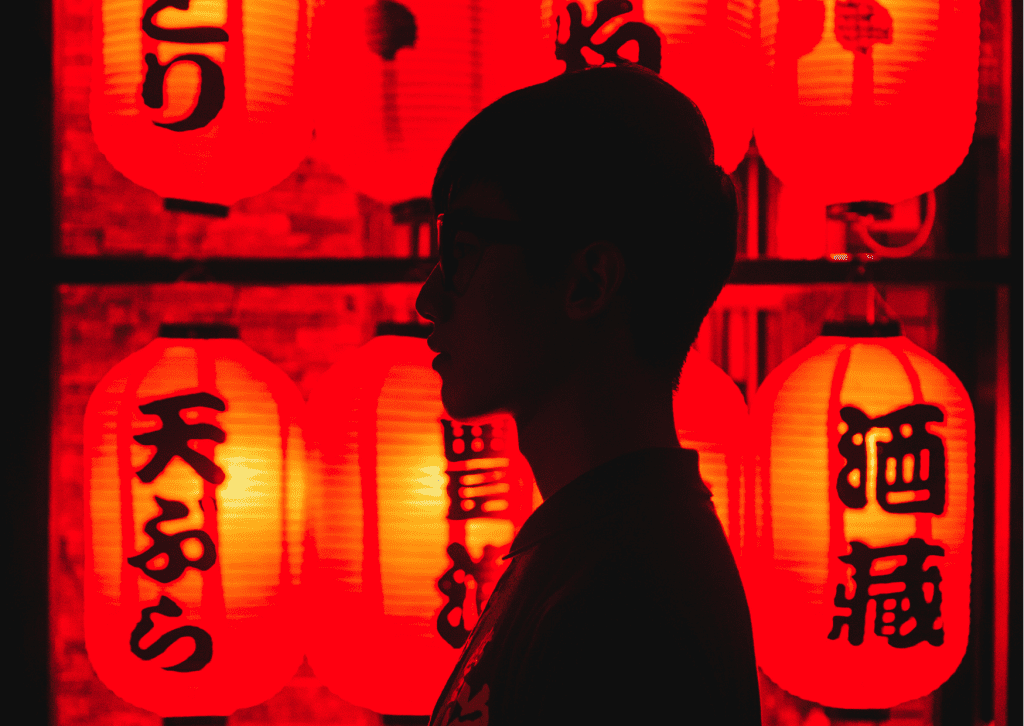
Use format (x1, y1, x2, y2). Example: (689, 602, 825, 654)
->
(91, 0, 311, 205)
(84, 333, 306, 717)
(542, 0, 757, 173)
(673, 349, 749, 555)
(748, 332, 974, 708)
(305, 336, 537, 715)
(313, 0, 553, 203)
(755, 0, 979, 204)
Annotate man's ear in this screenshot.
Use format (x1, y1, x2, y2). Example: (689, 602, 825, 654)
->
(564, 241, 626, 321)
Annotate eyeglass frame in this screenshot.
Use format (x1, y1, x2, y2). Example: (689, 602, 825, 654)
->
(436, 210, 533, 295)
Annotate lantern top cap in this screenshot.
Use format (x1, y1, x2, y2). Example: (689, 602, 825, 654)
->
(158, 323, 240, 340)
(820, 321, 902, 338)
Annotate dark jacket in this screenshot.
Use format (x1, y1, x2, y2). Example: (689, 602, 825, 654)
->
(431, 447, 761, 725)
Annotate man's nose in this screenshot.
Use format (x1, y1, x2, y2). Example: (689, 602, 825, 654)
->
(416, 263, 449, 323)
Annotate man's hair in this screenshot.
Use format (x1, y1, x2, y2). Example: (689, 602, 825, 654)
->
(432, 64, 738, 385)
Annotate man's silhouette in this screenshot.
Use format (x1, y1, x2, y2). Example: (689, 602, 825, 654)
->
(417, 65, 760, 725)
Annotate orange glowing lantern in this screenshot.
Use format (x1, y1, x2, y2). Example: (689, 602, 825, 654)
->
(91, 0, 311, 211)
(312, 0, 553, 203)
(747, 322, 974, 708)
(673, 349, 749, 556)
(84, 324, 306, 718)
(541, 0, 757, 173)
(755, 0, 979, 204)
(304, 334, 537, 715)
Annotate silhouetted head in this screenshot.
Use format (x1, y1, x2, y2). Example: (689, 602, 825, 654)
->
(417, 65, 737, 421)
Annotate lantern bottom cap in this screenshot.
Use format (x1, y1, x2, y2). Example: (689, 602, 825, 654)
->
(822, 707, 891, 723)
(163, 198, 230, 218)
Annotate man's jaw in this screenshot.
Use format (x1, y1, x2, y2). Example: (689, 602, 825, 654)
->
(431, 352, 451, 374)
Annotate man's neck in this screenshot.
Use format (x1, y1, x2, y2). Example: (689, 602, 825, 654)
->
(514, 356, 680, 501)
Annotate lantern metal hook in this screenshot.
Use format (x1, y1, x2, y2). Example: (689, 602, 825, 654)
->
(830, 191, 937, 259)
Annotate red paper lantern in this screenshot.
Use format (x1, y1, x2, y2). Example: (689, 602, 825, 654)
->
(673, 349, 749, 555)
(304, 335, 537, 715)
(541, 0, 757, 173)
(755, 0, 979, 204)
(315, 0, 755, 202)
(84, 325, 306, 717)
(90, 0, 312, 209)
(747, 324, 974, 708)
(312, 0, 553, 203)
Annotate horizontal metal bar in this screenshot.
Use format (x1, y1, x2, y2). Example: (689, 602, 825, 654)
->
(727, 257, 1015, 285)
(49, 256, 1014, 286)
(51, 257, 437, 284)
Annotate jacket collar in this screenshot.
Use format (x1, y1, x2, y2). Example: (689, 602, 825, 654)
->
(506, 447, 705, 559)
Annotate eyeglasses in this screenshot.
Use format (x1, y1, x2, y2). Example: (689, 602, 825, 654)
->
(436, 211, 530, 295)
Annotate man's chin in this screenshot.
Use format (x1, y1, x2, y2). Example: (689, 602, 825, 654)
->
(440, 381, 506, 423)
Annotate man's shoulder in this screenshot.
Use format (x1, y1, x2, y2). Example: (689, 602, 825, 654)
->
(528, 479, 744, 623)
(530, 447, 730, 572)
(498, 510, 759, 724)
(434, 449, 761, 726)
(508, 447, 752, 652)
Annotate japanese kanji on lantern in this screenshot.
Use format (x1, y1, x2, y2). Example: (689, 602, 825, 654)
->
(304, 333, 537, 715)
(90, 0, 312, 211)
(312, 0, 554, 203)
(541, 0, 757, 173)
(313, 0, 754, 203)
(747, 321, 974, 708)
(755, 0, 980, 205)
(84, 324, 306, 718)
(673, 349, 749, 557)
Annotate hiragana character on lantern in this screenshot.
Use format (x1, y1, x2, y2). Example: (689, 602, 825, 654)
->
(141, 0, 228, 131)
(127, 496, 216, 583)
(129, 595, 214, 672)
(836, 404, 946, 514)
(555, 0, 662, 73)
(134, 392, 226, 484)
(828, 538, 944, 648)
(437, 542, 509, 648)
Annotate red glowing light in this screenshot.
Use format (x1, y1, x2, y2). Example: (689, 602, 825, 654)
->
(303, 335, 538, 715)
(755, 0, 980, 204)
(673, 349, 749, 556)
(314, 0, 756, 203)
(312, 0, 554, 203)
(747, 330, 974, 708)
(543, 0, 757, 173)
(83, 330, 306, 717)
(90, 0, 312, 206)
